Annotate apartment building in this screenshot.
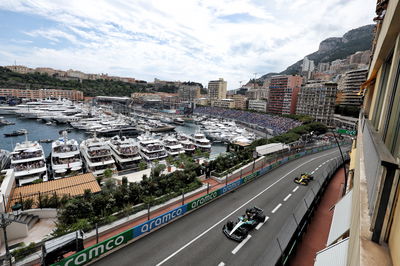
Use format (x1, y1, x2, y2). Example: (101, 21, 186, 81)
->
(268, 75, 302, 115)
(229, 94, 247, 109)
(296, 81, 337, 126)
(319, 1, 400, 265)
(339, 68, 368, 107)
(248, 99, 267, 112)
(178, 85, 201, 101)
(0, 88, 84, 101)
(212, 98, 235, 109)
(208, 78, 227, 104)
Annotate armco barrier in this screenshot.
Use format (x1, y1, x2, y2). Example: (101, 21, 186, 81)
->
(53, 229, 133, 266)
(53, 142, 349, 265)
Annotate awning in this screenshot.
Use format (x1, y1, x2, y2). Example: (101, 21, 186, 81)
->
(358, 73, 376, 95)
(327, 190, 353, 246)
(315, 238, 349, 266)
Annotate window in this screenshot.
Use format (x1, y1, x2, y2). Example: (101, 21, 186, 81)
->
(372, 53, 392, 128)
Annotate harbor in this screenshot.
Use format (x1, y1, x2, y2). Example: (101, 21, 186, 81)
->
(0, 99, 263, 186)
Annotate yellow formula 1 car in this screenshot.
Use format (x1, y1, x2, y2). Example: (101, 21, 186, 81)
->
(294, 173, 314, 186)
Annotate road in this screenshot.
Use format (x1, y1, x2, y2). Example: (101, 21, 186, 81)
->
(95, 147, 348, 266)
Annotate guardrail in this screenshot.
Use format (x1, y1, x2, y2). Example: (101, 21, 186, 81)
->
(52, 142, 349, 266)
(270, 153, 350, 265)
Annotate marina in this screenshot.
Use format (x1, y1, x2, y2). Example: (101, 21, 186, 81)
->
(0, 100, 262, 186)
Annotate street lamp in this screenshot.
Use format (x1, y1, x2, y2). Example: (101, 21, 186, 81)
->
(1, 206, 21, 266)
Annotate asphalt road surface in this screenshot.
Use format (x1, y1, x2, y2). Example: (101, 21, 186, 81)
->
(95, 147, 349, 266)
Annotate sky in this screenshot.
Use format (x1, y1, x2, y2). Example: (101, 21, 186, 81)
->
(0, 0, 375, 90)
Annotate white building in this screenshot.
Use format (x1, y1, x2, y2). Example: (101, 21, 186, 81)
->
(248, 99, 267, 112)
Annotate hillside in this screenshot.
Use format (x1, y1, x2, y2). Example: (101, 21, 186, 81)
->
(261, 24, 374, 78)
(0, 67, 180, 97)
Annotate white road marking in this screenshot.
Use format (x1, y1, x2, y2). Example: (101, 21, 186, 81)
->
(293, 186, 299, 192)
(283, 194, 292, 202)
(155, 150, 340, 266)
(271, 203, 282, 213)
(310, 171, 315, 175)
(255, 216, 269, 230)
(232, 235, 252, 254)
(218, 262, 225, 266)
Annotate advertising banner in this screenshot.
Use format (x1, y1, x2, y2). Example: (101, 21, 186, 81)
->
(133, 205, 187, 237)
(53, 230, 133, 266)
(187, 190, 220, 211)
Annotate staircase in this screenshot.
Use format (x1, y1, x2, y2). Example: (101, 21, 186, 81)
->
(3, 213, 39, 230)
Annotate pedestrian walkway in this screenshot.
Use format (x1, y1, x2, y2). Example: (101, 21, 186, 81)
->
(288, 168, 345, 266)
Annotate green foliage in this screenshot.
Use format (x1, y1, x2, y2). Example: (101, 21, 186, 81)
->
(21, 198, 34, 210)
(11, 242, 37, 261)
(32, 179, 43, 184)
(138, 160, 147, 171)
(55, 158, 203, 235)
(103, 168, 113, 178)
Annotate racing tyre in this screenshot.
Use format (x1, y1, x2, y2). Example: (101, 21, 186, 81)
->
(258, 214, 266, 223)
(226, 221, 234, 231)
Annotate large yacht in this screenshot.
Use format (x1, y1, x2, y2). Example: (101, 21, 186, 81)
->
(138, 132, 167, 161)
(108, 135, 141, 170)
(176, 134, 196, 154)
(10, 139, 48, 186)
(190, 132, 212, 151)
(80, 136, 116, 176)
(50, 132, 83, 179)
(162, 135, 185, 156)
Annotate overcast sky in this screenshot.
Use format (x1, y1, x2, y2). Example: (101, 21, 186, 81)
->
(0, 0, 375, 89)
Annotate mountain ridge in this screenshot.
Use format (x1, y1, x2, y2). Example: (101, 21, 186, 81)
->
(260, 24, 375, 79)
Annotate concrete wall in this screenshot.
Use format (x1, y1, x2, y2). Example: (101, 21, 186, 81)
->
(0, 222, 28, 243)
(0, 169, 16, 213)
(23, 208, 57, 219)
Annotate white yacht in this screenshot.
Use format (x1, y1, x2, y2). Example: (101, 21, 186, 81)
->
(190, 132, 212, 151)
(80, 136, 116, 176)
(176, 134, 196, 154)
(108, 135, 141, 170)
(51, 132, 83, 179)
(0, 149, 10, 170)
(138, 132, 167, 161)
(162, 135, 185, 156)
(10, 139, 48, 186)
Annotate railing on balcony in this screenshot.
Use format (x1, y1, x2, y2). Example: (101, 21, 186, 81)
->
(360, 114, 398, 243)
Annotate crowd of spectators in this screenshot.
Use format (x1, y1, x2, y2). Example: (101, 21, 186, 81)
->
(54, 145, 78, 153)
(115, 146, 138, 155)
(194, 107, 302, 135)
(88, 149, 111, 157)
(14, 160, 45, 172)
(12, 151, 43, 161)
(53, 156, 81, 165)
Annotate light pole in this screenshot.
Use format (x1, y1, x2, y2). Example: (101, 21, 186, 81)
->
(1, 204, 22, 266)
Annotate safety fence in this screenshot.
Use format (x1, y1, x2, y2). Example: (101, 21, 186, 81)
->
(267, 154, 350, 265)
(52, 142, 349, 266)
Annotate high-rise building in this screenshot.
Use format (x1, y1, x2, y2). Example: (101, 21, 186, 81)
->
(339, 68, 368, 107)
(0, 88, 84, 101)
(229, 94, 247, 109)
(178, 85, 201, 101)
(296, 81, 337, 126)
(208, 78, 227, 104)
(268, 75, 302, 115)
(321, 1, 400, 265)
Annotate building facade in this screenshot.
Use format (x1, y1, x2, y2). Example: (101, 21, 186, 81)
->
(0, 88, 84, 101)
(212, 98, 235, 109)
(229, 94, 248, 109)
(321, 1, 400, 265)
(268, 75, 302, 115)
(248, 99, 267, 112)
(178, 85, 201, 101)
(296, 81, 337, 126)
(208, 78, 227, 103)
(339, 68, 368, 107)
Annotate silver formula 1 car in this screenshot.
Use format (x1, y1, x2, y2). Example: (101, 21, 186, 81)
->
(222, 207, 266, 242)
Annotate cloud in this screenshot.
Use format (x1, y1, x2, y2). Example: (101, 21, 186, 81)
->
(0, 0, 375, 89)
